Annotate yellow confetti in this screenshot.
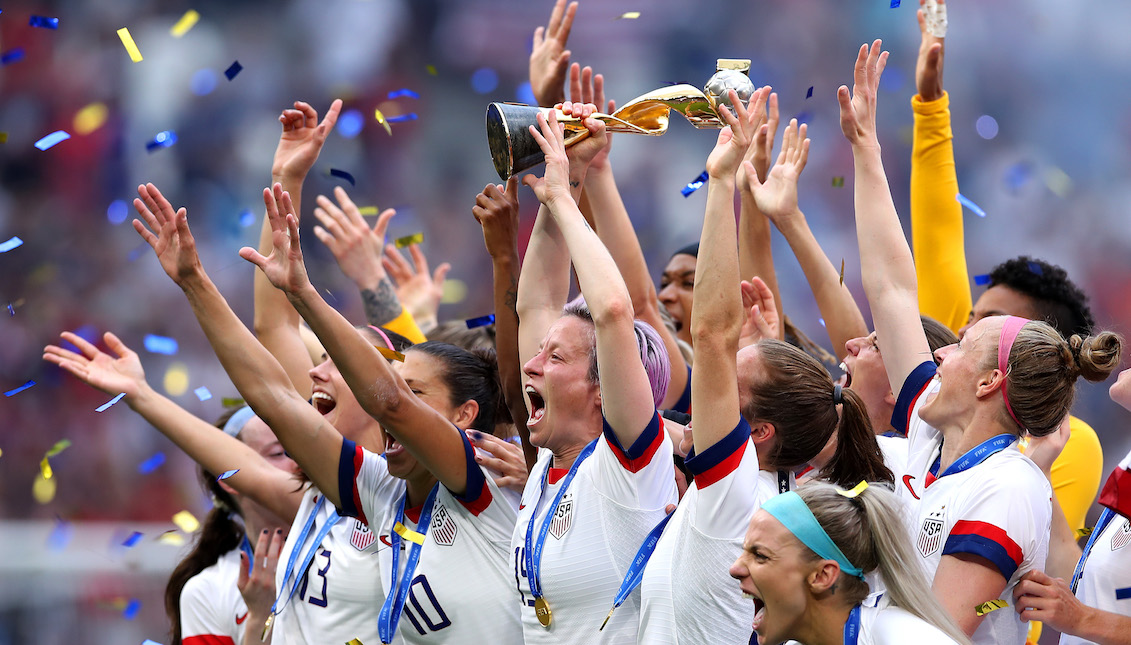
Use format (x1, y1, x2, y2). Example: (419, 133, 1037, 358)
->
(616, 11, 641, 19)
(116, 27, 143, 63)
(346, 640, 364, 645)
(975, 598, 1008, 616)
(1075, 526, 1094, 539)
(157, 530, 186, 546)
(170, 10, 200, 37)
(40, 457, 53, 480)
(358, 206, 379, 216)
(0, 132, 7, 143)
(33, 471, 57, 504)
(394, 232, 424, 249)
(376, 347, 405, 362)
(164, 362, 190, 397)
(831, 176, 845, 187)
(425, 64, 438, 76)
(839, 259, 846, 286)
(45, 439, 72, 458)
(837, 481, 869, 498)
(373, 108, 393, 136)
(172, 510, 200, 533)
(440, 278, 468, 305)
(73, 103, 108, 135)
(393, 521, 425, 545)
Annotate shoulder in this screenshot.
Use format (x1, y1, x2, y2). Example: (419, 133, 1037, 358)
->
(865, 606, 958, 644)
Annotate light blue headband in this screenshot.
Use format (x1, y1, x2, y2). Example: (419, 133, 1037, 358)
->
(221, 406, 256, 438)
(762, 491, 866, 580)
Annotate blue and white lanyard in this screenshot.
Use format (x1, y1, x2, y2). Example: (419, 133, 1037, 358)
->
(601, 512, 673, 629)
(843, 605, 862, 644)
(524, 439, 598, 601)
(269, 496, 341, 616)
(930, 434, 1016, 479)
(239, 535, 255, 575)
(1071, 508, 1118, 593)
(378, 484, 440, 644)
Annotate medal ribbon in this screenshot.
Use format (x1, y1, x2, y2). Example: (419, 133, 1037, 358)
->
(601, 512, 674, 629)
(524, 439, 599, 602)
(930, 434, 1016, 480)
(1071, 508, 1117, 593)
(843, 604, 862, 645)
(240, 535, 255, 575)
(378, 484, 440, 644)
(269, 496, 341, 617)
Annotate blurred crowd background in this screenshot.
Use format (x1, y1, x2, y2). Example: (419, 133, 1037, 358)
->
(2, 0, 1130, 643)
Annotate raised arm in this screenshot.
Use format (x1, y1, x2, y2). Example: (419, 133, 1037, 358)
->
(133, 182, 346, 509)
(529, 0, 577, 107)
(839, 41, 933, 394)
(43, 330, 302, 523)
(382, 242, 450, 335)
(255, 100, 341, 398)
(524, 107, 655, 443)
(743, 119, 868, 358)
(689, 93, 754, 452)
(472, 177, 537, 468)
(736, 88, 786, 337)
(245, 187, 476, 496)
(570, 63, 690, 409)
(909, 0, 970, 334)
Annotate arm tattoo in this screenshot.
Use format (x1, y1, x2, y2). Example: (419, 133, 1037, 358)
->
(360, 278, 402, 326)
(503, 275, 519, 313)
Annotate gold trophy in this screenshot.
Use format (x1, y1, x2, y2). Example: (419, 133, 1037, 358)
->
(486, 59, 754, 181)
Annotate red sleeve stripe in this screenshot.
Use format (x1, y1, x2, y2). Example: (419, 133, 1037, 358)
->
(684, 418, 752, 488)
(456, 479, 494, 517)
(603, 412, 665, 473)
(1099, 466, 1131, 519)
(943, 520, 1024, 579)
(693, 441, 748, 488)
(183, 636, 236, 645)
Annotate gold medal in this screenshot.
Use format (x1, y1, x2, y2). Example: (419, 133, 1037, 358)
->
(534, 597, 552, 627)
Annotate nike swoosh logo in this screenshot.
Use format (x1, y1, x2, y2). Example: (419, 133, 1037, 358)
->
(902, 475, 920, 500)
(519, 504, 526, 510)
(235, 612, 248, 625)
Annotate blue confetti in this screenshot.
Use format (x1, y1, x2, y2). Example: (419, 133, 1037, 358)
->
(146, 130, 178, 152)
(955, 192, 986, 218)
(806, 86, 813, 99)
(470, 67, 499, 94)
(217, 469, 239, 481)
(0, 236, 24, 252)
(465, 314, 496, 329)
(190, 68, 217, 96)
(516, 81, 537, 105)
(385, 113, 418, 123)
(7, 303, 13, 316)
(142, 641, 163, 645)
(96, 392, 127, 412)
(224, 60, 242, 81)
(4, 380, 36, 397)
(47, 518, 73, 551)
(143, 334, 179, 355)
(1, 48, 25, 65)
(138, 452, 166, 474)
(1116, 587, 1131, 600)
(122, 531, 143, 548)
(890, 0, 900, 7)
(681, 170, 709, 197)
(107, 200, 129, 225)
(974, 274, 992, 286)
(336, 109, 364, 139)
(34, 131, 71, 150)
(238, 209, 257, 227)
(818, 318, 826, 328)
(194, 386, 212, 401)
(123, 599, 141, 620)
(29, 15, 59, 29)
(387, 88, 420, 100)
(1027, 261, 1044, 276)
(329, 168, 356, 186)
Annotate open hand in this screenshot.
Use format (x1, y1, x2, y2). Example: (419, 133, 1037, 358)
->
(272, 100, 343, 182)
(467, 429, 529, 492)
(239, 529, 286, 621)
(383, 243, 450, 330)
(132, 183, 201, 285)
(916, 0, 946, 102)
(473, 177, 521, 260)
(742, 118, 810, 225)
(312, 186, 394, 290)
(43, 331, 146, 400)
(239, 184, 311, 297)
(529, 0, 578, 107)
(523, 108, 604, 206)
(838, 40, 888, 148)
(704, 89, 760, 179)
(736, 88, 778, 191)
(738, 276, 781, 348)
(564, 63, 616, 172)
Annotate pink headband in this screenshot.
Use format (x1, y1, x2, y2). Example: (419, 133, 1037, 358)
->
(368, 325, 394, 350)
(997, 316, 1030, 430)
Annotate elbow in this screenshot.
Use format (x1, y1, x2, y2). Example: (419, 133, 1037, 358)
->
(590, 295, 635, 329)
(690, 310, 742, 348)
(359, 378, 414, 426)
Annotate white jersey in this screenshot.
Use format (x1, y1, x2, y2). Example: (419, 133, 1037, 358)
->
(894, 361, 1051, 645)
(1062, 448, 1131, 645)
(338, 435, 522, 645)
(858, 600, 962, 644)
(180, 546, 249, 645)
(876, 434, 908, 481)
(273, 485, 386, 645)
(513, 412, 677, 645)
(639, 419, 793, 645)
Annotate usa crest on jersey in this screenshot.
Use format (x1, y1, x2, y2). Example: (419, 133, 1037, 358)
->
(549, 493, 574, 540)
(350, 519, 376, 551)
(1112, 518, 1131, 551)
(917, 506, 946, 557)
(431, 504, 458, 546)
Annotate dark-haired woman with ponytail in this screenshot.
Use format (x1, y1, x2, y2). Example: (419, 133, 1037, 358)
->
(730, 482, 969, 644)
(841, 40, 1122, 643)
(634, 96, 890, 645)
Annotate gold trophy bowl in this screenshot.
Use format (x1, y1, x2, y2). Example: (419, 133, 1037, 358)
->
(486, 59, 754, 181)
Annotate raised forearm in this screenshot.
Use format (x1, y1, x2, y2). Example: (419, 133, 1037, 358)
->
(359, 277, 405, 327)
(738, 194, 784, 338)
(852, 146, 918, 302)
(491, 252, 536, 468)
(516, 205, 571, 363)
(546, 197, 632, 325)
(694, 178, 744, 344)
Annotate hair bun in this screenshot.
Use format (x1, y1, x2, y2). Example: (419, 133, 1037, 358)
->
(1070, 332, 1123, 383)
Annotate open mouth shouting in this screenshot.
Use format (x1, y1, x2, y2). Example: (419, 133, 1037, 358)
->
(525, 384, 546, 426)
(837, 361, 852, 388)
(384, 428, 406, 458)
(744, 591, 767, 632)
(312, 389, 336, 415)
